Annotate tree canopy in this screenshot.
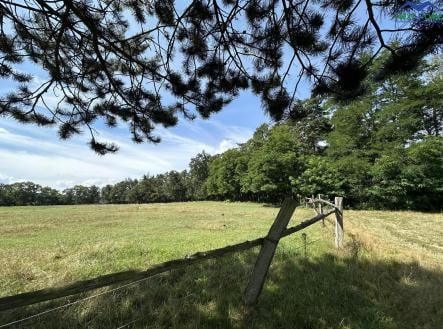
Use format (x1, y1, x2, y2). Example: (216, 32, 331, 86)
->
(0, 0, 441, 152)
(2, 55, 441, 209)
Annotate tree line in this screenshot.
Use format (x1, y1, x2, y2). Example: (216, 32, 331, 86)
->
(0, 183, 100, 206)
(0, 166, 206, 206)
(1, 56, 442, 210)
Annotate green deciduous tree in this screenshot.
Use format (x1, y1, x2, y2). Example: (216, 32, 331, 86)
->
(241, 124, 302, 201)
(206, 149, 247, 200)
(63, 185, 100, 204)
(370, 137, 443, 210)
(324, 55, 443, 208)
(188, 151, 212, 199)
(0, 182, 62, 205)
(291, 156, 344, 198)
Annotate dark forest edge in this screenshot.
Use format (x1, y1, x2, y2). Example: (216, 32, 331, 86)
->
(1, 56, 442, 211)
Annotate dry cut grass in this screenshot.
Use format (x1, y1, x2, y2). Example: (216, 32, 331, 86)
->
(0, 202, 442, 328)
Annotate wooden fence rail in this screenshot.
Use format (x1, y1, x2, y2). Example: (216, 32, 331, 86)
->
(0, 198, 341, 312)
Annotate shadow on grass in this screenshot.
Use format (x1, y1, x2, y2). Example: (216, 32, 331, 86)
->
(261, 203, 281, 208)
(1, 248, 442, 329)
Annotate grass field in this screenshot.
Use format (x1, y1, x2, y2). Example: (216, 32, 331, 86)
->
(0, 202, 442, 328)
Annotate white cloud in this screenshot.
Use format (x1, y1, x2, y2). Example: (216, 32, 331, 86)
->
(217, 139, 238, 153)
(196, 121, 252, 154)
(0, 172, 17, 184)
(0, 118, 254, 189)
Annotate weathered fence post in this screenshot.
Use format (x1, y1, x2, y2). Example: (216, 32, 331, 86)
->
(302, 233, 307, 257)
(334, 197, 344, 248)
(244, 198, 297, 306)
(318, 193, 325, 227)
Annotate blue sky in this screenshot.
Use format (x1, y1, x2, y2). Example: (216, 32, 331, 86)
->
(0, 88, 278, 189)
(0, 2, 412, 189)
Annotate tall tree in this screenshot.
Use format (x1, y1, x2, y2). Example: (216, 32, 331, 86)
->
(63, 185, 100, 204)
(37, 186, 62, 205)
(328, 55, 443, 159)
(324, 54, 443, 208)
(7, 182, 40, 205)
(188, 151, 212, 199)
(370, 136, 443, 210)
(291, 156, 344, 198)
(1, 0, 441, 152)
(206, 149, 247, 200)
(241, 124, 302, 201)
(163, 170, 189, 202)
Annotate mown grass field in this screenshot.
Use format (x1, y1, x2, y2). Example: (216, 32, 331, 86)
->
(0, 202, 442, 328)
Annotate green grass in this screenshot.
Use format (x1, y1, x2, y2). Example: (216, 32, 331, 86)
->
(0, 202, 442, 328)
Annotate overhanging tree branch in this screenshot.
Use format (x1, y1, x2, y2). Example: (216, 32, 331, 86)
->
(0, 0, 440, 153)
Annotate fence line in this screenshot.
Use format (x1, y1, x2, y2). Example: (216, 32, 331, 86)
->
(0, 206, 335, 312)
(0, 274, 162, 328)
(305, 195, 344, 247)
(0, 238, 262, 312)
(0, 198, 343, 316)
(0, 236, 327, 329)
(113, 234, 324, 329)
(280, 209, 335, 238)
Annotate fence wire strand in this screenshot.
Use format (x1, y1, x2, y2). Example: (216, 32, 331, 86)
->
(0, 273, 165, 329)
(1, 225, 327, 329)
(115, 319, 139, 329)
(114, 236, 324, 329)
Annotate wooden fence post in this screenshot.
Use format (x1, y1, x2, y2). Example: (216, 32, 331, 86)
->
(244, 198, 297, 306)
(318, 194, 325, 227)
(334, 197, 344, 248)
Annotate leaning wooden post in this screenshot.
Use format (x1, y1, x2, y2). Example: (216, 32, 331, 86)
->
(244, 198, 297, 306)
(334, 197, 344, 248)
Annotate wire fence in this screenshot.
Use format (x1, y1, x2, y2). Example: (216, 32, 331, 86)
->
(0, 273, 164, 328)
(112, 235, 324, 329)
(1, 197, 341, 329)
(0, 234, 325, 329)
